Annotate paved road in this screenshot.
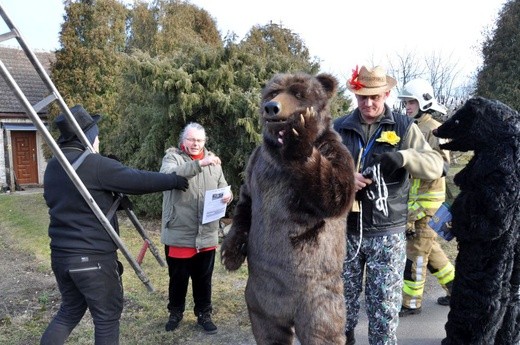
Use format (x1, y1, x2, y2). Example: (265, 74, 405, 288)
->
(355, 271, 450, 345)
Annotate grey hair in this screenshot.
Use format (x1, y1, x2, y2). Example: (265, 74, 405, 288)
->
(179, 122, 206, 145)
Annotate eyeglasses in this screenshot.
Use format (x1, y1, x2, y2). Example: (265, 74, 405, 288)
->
(356, 94, 383, 102)
(185, 138, 206, 144)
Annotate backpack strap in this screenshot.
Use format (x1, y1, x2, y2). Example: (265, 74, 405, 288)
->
(71, 150, 91, 170)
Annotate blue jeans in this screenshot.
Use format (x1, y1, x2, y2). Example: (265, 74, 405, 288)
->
(40, 255, 123, 345)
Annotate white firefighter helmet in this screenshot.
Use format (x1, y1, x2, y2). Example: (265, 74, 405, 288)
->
(398, 78, 447, 115)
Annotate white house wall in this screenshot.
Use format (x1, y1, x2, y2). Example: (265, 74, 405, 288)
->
(0, 126, 5, 188)
(36, 130, 46, 184)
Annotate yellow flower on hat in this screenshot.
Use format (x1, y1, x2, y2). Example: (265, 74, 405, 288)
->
(376, 131, 400, 146)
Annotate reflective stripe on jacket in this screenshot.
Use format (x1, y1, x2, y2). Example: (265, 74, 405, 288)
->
(408, 113, 450, 221)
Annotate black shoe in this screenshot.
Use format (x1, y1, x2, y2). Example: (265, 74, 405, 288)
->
(165, 311, 183, 332)
(437, 295, 451, 306)
(399, 306, 422, 317)
(197, 311, 217, 334)
(346, 329, 355, 345)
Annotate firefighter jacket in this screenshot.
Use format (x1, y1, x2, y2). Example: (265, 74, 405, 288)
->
(408, 113, 450, 222)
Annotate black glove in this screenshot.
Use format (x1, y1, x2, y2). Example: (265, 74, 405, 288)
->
(172, 173, 189, 191)
(372, 152, 404, 177)
(118, 195, 134, 210)
(405, 228, 417, 240)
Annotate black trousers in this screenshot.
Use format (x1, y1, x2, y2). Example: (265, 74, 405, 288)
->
(165, 246, 215, 316)
(40, 255, 123, 345)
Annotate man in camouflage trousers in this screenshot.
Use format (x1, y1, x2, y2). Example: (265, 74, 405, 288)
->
(334, 67, 444, 345)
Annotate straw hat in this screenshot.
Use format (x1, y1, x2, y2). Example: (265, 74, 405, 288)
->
(347, 65, 397, 96)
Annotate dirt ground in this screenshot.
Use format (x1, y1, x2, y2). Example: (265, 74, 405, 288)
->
(0, 214, 169, 325)
(0, 235, 58, 325)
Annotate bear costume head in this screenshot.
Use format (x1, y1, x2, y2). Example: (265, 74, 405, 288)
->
(260, 72, 338, 156)
(433, 97, 520, 152)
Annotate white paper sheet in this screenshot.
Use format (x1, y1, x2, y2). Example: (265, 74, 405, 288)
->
(202, 185, 231, 224)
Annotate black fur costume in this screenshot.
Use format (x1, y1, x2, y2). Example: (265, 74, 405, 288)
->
(433, 97, 520, 344)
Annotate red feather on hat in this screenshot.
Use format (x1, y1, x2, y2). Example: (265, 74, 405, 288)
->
(349, 65, 365, 90)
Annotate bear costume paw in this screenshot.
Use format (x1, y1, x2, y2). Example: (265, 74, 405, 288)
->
(220, 229, 248, 271)
(279, 107, 318, 161)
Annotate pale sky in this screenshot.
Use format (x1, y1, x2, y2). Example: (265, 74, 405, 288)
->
(0, 0, 507, 89)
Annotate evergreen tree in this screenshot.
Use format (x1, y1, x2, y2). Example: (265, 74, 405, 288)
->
(239, 23, 319, 74)
(475, 0, 520, 111)
(51, 0, 128, 132)
(155, 0, 222, 55)
(106, 22, 335, 217)
(107, 45, 259, 216)
(127, 0, 158, 55)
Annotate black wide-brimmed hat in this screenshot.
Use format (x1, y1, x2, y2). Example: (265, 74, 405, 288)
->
(55, 105, 101, 144)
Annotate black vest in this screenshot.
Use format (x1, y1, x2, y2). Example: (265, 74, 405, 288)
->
(333, 106, 413, 236)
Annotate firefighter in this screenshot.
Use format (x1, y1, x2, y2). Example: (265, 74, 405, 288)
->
(398, 79, 455, 316)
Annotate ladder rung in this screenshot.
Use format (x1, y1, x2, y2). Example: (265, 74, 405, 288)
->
(33, 93, 57, 112)
(0, 29, 18, 43)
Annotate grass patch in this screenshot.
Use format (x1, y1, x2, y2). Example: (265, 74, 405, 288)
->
(0, 193, 254, 345)
(0, 156, 470, 344)
(0, 193, 50, 260)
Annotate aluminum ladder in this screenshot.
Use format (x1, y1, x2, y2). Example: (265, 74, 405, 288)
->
(0, 4, 166, 292)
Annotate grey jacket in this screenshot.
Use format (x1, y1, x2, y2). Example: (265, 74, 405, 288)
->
(160, 147, 229, 249)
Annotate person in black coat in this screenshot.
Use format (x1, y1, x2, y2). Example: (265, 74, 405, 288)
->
(40, 105, 189, 345)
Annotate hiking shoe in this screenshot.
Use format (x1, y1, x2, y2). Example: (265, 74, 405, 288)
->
(399, 306, 422, 317)
(197, 311, 217, 334)
(346, 329, 356, 345)
(437, 295, 451, 306)
(165, 312, 183, 332)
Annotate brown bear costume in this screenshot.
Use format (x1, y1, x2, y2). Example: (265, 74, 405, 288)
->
(221, 72, 355, 344)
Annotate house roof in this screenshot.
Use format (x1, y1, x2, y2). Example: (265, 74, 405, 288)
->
(0, 46, 55, 114)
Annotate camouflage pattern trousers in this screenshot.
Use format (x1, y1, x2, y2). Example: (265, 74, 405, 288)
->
(343, 232, 406, 345)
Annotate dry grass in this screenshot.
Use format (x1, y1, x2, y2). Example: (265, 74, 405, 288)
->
(0, 193, 255, 345)
(0, 153, 470, 344)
